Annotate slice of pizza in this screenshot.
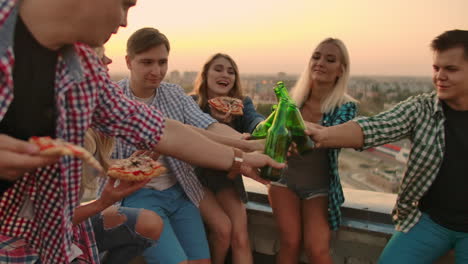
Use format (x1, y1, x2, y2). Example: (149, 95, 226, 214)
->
(29, 136, 104, 173)
(108, 155, 167, 181)
(208, 96, 244, 116)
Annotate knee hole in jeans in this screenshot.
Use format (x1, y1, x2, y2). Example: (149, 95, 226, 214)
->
(135, 209, 163, 241)
(101, 206, 127, 230)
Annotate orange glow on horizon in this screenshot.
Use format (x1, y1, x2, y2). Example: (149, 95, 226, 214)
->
(105, 0, 467, 76)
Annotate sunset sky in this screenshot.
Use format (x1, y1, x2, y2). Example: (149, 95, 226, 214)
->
(105, 0, 467, 76)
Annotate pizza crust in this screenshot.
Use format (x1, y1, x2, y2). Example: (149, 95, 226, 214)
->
(208, 96, 244, 115)
(108, 166, 167, 181)
(29, 136, 104, 173)
(107, 156, 167, 181)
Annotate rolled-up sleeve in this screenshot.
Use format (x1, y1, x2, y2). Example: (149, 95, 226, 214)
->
(354, 96, 422, 149)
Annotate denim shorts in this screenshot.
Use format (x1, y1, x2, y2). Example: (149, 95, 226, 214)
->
(195, 167, 248, 203)
(122, 184, 210, 264)
(270, 148, 330, 200)
(91, 206, 155, 264)
(270, 178, 328, 200)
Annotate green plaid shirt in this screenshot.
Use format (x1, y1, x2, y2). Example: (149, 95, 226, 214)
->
(355, 92, 445, 233)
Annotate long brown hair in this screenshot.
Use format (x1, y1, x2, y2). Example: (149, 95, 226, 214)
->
(191, 53, 243, 109)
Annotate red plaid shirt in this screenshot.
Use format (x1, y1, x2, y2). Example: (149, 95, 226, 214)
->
(0, 0, 165, 263)
(0, 234, 38, 264)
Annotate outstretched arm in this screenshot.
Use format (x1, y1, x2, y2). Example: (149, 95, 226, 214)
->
(188, 125, 264, 152)
(153, 119, 283, 180)
(305, 121, 364, 149)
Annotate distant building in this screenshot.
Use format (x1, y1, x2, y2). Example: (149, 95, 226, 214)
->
(182, 71, 198, 83)
(168, 70, 181, 83)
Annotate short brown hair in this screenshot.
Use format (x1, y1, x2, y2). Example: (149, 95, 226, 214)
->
(126, 27, 170, 58)
(431, 30, 468, 60)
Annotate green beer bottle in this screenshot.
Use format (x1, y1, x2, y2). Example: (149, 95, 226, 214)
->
(274, 81, 315, 153)
(286, 103, 315, 153)
(251, 81, 289, 139)
(274, 81, 293, 102)
(251, 105, 277, 139)
(260, 98, 292, 181)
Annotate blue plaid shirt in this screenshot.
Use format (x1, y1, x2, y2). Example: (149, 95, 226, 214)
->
(113, 79, 217, 206)
(322, 102, 357, 230)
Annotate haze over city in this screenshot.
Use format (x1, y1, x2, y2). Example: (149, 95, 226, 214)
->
(105, 0, 467, 76)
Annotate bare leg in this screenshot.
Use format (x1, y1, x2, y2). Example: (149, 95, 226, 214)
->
(268, 185, 302, 264)
(199, 187, 231, 264)
(216, 187, 253, 264)
(135, 209, 164, 241)
(302, 196, 332, 264)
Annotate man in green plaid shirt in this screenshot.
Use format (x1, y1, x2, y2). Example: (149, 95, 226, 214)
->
(306, 30, 468, 264)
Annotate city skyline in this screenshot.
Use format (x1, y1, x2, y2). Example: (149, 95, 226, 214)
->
(105, 0, 467, 76)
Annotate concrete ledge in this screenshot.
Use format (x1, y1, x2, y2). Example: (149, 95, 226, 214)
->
(112, 179, 456, 264)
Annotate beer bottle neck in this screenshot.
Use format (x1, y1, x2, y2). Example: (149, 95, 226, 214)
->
(274, 87, 290, 101)
(271, 99, 289, 127)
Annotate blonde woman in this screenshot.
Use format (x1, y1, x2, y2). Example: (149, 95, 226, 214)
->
(268, 38, 357, 264)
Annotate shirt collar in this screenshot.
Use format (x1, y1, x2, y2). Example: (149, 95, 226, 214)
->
(123, 77, 160, 105)
(432, 92, 444, 117)
(60, 44, 84, 83)
(0, 3, 17, 59)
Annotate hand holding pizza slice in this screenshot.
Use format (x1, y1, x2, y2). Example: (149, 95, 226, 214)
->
(29, 136, 104, 173)
(208, 96, 244, 116)
(108, 155, 167, 181)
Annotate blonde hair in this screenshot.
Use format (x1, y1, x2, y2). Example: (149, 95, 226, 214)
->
(81, 128, 114, 193)
(191, 53, 243, 109)
(291, 38, 356, 113)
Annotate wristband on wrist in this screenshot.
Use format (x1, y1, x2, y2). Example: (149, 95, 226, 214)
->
(227, 148, 243, 180)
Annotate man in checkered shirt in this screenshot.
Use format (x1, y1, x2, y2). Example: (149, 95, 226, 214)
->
(0, 0, 282, 263)
(112, 27, 267, 264)
(306, 30, 468, 263)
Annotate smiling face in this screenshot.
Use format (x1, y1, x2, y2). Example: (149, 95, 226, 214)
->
(432, 46, 468, 109)
(206, 57, 237, 98)
(309, 42, 344, 85)
(126, 44, 169, 92)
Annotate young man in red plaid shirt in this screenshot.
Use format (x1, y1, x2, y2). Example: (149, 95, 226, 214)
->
(0, 0, 282, 263)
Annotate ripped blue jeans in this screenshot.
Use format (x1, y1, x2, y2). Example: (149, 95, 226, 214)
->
(91, 206, 155, 264)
